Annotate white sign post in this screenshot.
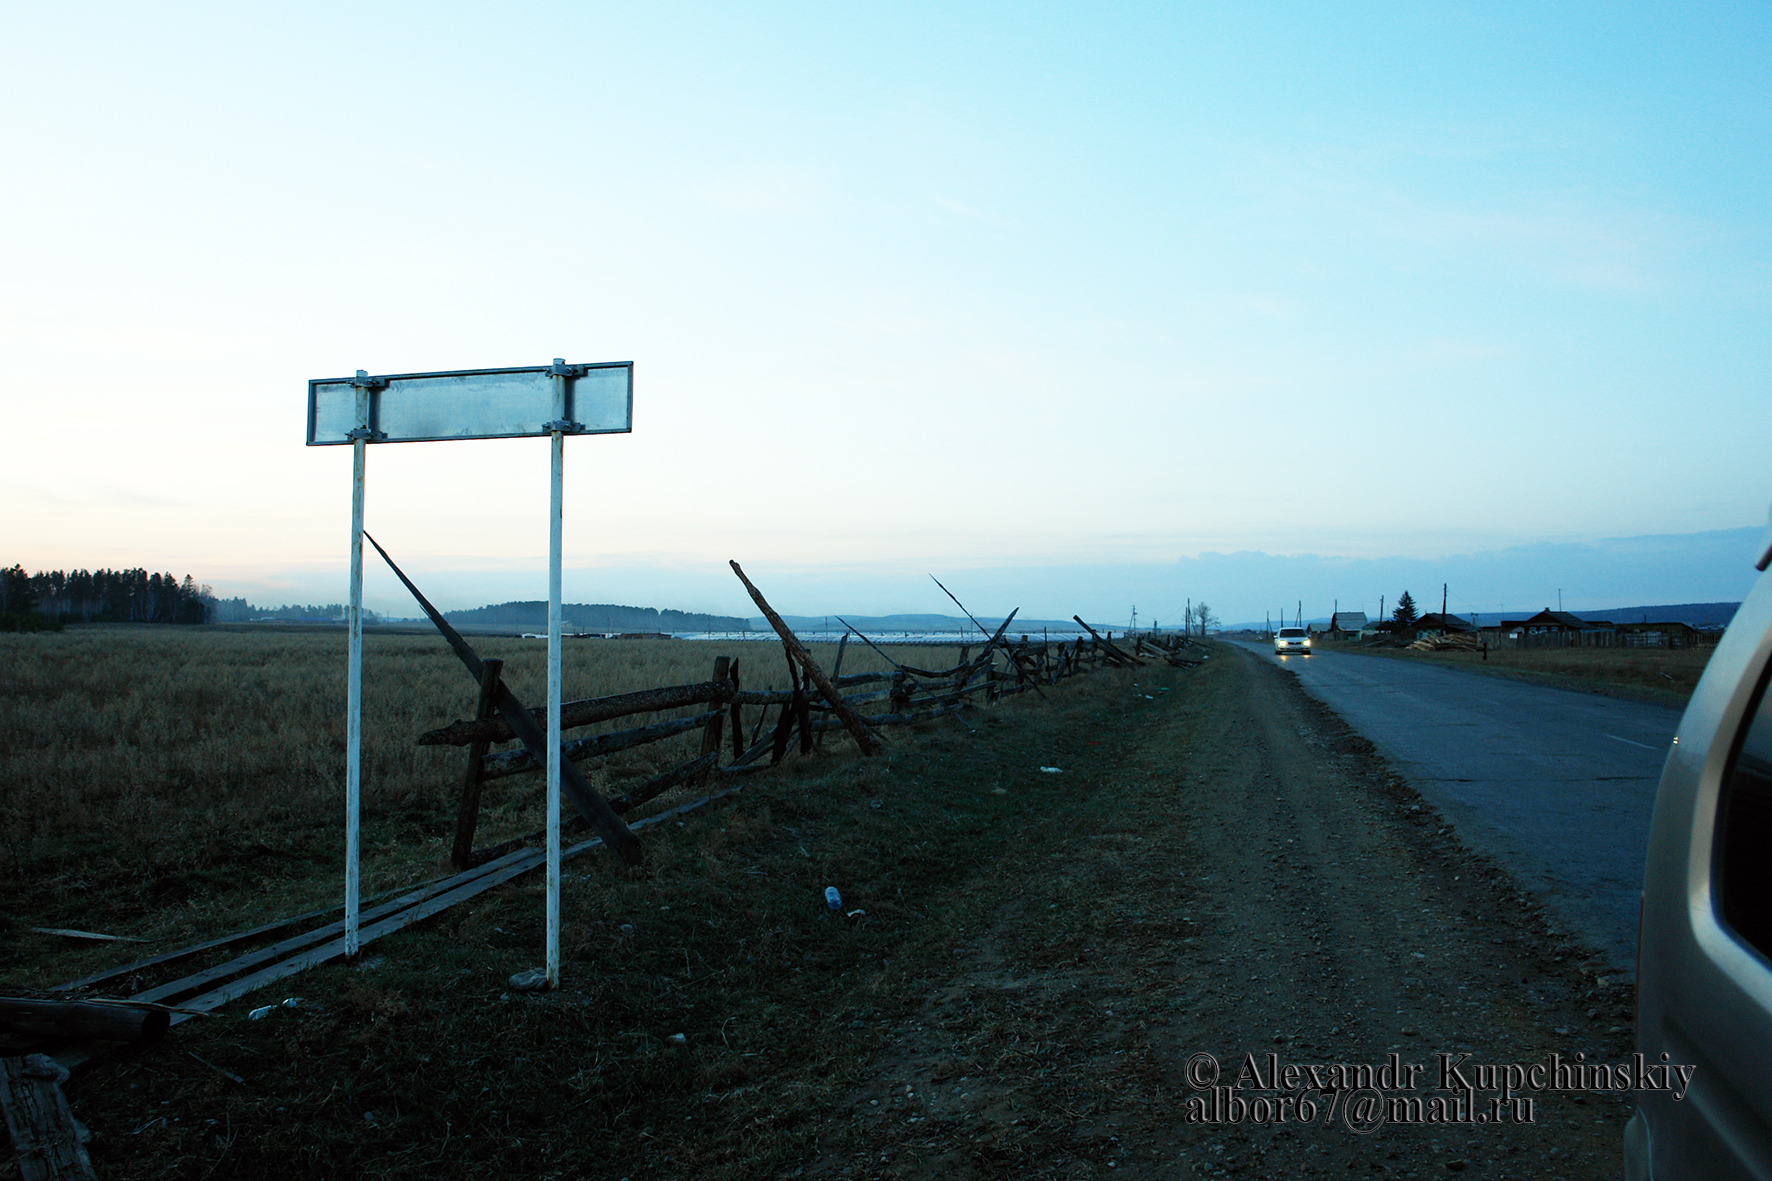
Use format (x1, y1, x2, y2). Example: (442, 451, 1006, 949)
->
(308, 359, 633, 985)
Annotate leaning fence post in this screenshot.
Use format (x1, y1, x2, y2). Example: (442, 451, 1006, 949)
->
(452, 658, 504, 869)
(730, 561, 884, 756)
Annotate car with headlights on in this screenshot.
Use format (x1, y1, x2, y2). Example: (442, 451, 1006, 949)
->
(1273, 626, 1311, 656)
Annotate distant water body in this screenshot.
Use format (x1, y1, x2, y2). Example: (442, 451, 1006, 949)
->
(667, 629, 1097, 644)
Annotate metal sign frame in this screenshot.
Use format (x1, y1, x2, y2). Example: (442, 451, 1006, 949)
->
(306, 361, 633, 445)
(307, 358, 633, 989)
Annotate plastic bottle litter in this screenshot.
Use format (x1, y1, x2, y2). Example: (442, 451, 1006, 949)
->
(824, 886, 842, 911)
(246, 998, 301, 1020)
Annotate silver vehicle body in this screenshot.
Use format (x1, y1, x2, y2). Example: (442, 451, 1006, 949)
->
(1274, 626, 1311, 656)
(1628, 521, 1772, 1179)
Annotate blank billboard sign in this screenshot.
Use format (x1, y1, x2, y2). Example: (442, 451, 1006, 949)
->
(306, 362, 632, 445)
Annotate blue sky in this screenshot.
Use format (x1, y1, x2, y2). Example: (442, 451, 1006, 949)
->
(3, 3, 1768, 623)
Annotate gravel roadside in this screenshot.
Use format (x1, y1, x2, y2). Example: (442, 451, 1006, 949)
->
(814, 644, 1635, 1179)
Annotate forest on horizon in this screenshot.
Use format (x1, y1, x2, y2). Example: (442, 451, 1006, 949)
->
(0, 565, 743, 633)
(444, 600, 751, 633)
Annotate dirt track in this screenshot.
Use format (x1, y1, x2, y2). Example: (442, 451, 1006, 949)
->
(810, 644, 1636, 1179)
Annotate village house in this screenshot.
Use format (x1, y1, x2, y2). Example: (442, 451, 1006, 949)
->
(1411, 612, 1475, 637)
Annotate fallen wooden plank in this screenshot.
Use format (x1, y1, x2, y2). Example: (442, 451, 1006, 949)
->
(55, 787, 774, 1073)
(29, 929, 144, 944)
(163, 794, 715, 1024)
(128, 848, 541, 1005)
(0, 1055, 93, 1181)
(162, 849, 568, 1022)
(51, 874, 457, 994)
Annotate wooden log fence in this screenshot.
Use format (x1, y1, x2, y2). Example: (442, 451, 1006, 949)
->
(13, 581, 1207, 1104)
(364, 531, 644, 866)
(433, 561, 1205, 868)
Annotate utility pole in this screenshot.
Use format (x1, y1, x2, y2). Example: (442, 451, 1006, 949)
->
(1442, 583, 1448, 617)
(1131, 606, 1137, 634)
(1380, 594, 1385, 625)
(1558, 589, 1563, 612)
(1297, 601, 1302, 629)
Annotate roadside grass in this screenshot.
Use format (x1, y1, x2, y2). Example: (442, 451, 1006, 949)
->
(0, 627, 955, 985)
(59, 654, 1181, 1180)
(1312, 637, 1713, 707)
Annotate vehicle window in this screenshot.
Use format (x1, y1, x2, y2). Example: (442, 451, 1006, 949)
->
(1718, 658, 1772, 959)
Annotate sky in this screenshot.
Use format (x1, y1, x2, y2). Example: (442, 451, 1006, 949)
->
(3, 2, 1769, 625)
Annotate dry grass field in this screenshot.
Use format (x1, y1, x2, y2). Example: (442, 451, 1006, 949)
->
(0, 642, 1638, 1180)
(1312, 638, 1715, 706)
(0, 625, 951, 979)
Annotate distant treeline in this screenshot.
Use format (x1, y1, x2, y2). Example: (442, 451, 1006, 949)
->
(0, 566, 386, 628)
(2, 564, 210, 627)
(444, 600, 750, 633)
(208, 599, 384, 624)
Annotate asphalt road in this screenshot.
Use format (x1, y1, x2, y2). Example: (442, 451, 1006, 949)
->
(1224, 639, 1681, 971)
